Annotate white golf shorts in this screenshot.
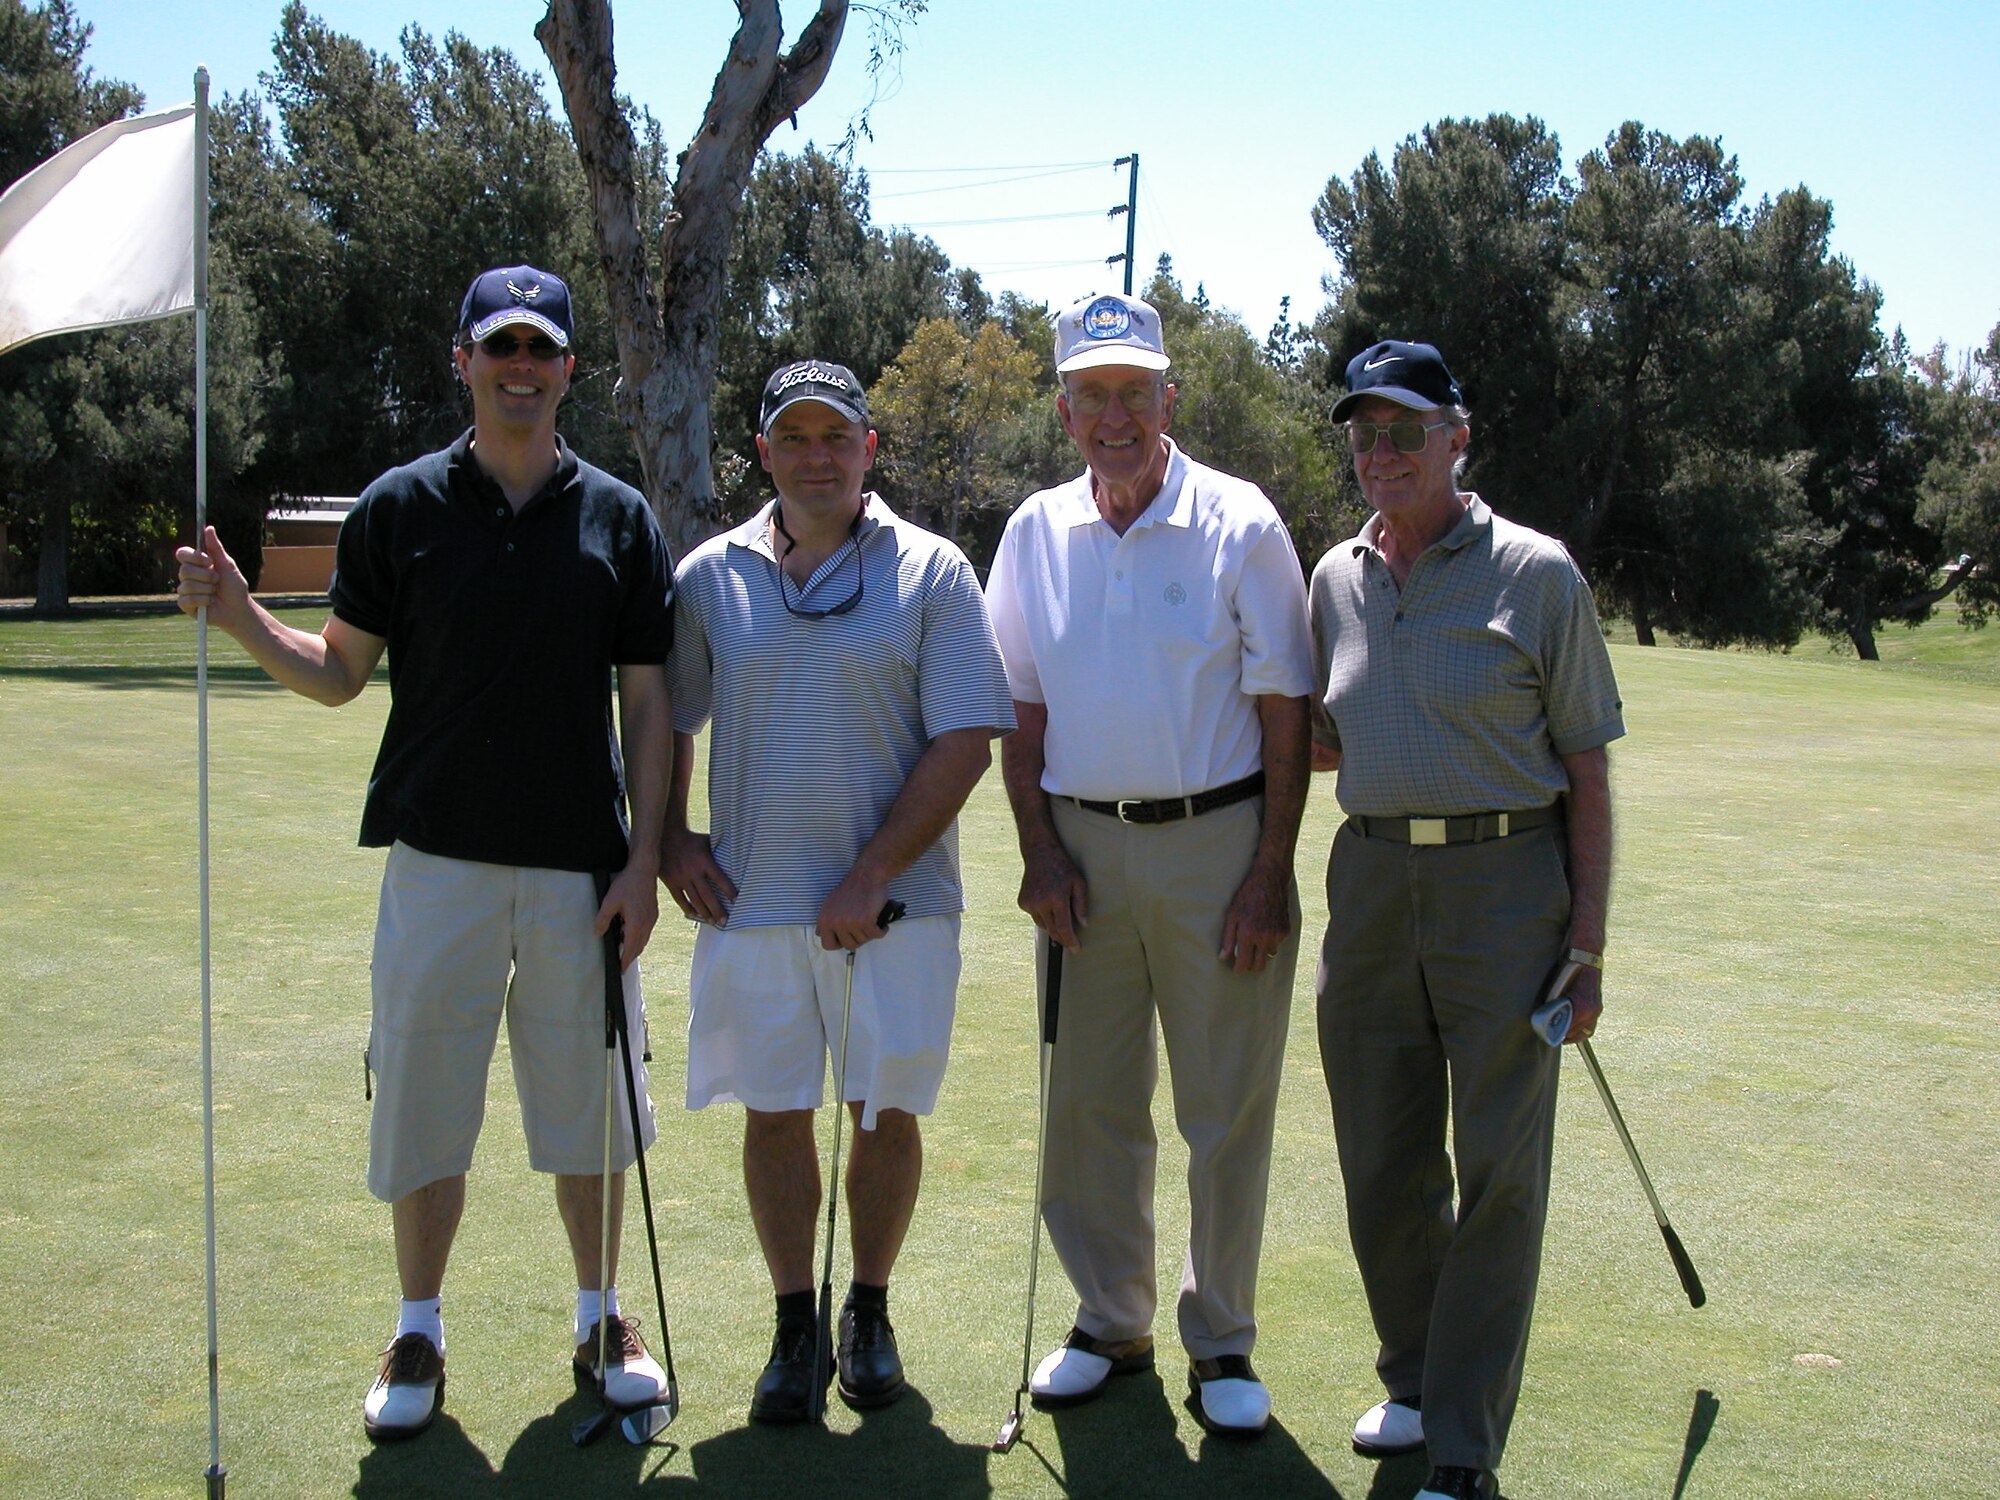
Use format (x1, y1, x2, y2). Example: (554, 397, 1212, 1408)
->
(686, 914, 961, 1130)
(366, 842, 656, 1203)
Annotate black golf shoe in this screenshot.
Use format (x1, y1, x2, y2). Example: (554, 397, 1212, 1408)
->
(748, 1315, 831, 1424)
(1415, 1466, 1499, 1500)
(837, 1297, 906, 1408)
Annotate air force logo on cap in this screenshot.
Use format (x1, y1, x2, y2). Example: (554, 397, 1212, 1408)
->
(458, 263, 574, 348)
(1053, 291, 1171, 374)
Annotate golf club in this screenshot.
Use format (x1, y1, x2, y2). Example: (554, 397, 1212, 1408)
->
(809, 899, 906, 1422)
(1577, 1038, 1707, 1308)
(994, 940, 1062, 1453)
(572, 883, 682, 1447)
(1541, 957, 1705, 1308)
(570, 920, 623, 1451)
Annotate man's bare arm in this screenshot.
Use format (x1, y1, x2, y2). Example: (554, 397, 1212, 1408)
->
(1219, 693, 1310, 974)
(596, 664, 669, 968)
(1557, 744, 1613, 1041)
(1000, 699, 1088, 951)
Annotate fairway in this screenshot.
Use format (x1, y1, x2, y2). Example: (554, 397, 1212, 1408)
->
(1, 614, 1995, 1499)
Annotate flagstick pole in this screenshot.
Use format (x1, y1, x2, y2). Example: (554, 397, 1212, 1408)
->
(191, 64, 225, 1500)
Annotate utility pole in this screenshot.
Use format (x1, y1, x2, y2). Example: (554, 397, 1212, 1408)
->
(1105, 153, 1138, 295)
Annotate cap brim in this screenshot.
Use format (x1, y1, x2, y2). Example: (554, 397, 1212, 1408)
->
(466, 309, 571, 348)
(1330, 385, 1440, 422)
(761, 392, 869, 433)
(1056, 344, 1172, 374)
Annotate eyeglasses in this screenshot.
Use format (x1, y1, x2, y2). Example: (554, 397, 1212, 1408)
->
(468, 330, 565, 361)
(1064, 381, 1164, 417)
(1346, 417, 1451, 454)
(778, 537, 865, 620)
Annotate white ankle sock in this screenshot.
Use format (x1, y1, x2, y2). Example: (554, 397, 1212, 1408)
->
(396, 1296, 443, 1353)
(576, 1286, 621, 1346)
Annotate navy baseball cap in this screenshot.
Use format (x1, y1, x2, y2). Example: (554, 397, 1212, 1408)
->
(458, 264, 574, 348)
(1331, 340, 1463, 421)
(760, 360, 870, 433)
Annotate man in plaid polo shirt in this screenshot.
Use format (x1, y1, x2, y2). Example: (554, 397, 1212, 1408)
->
(1308, 341, 1624, 1500)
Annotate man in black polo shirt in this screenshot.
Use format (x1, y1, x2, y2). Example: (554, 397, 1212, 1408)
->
(174, 264, 676, 1440)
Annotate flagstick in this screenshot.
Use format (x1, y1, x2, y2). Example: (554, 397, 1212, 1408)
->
(191, 64, 225, 1500)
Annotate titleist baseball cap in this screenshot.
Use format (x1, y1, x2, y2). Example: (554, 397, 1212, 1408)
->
(458, 264, 574, 348)
(760, 360, 870, 433)
(1331, 340, 1463, 421)
(1052, 292, 1171, 374)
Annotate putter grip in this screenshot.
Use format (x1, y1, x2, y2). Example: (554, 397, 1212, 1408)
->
(879, 899, 906, 927)
(1042, 943, 1062, 1046)
(1662, 1222, 1707, 1309)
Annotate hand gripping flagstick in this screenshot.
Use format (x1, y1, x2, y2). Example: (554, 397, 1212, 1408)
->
(572, 879, 681, 1448)
(1537, 954, 1707, 1309)
(994, 941, 1062, 1453)
(808, 900, 907, 1422)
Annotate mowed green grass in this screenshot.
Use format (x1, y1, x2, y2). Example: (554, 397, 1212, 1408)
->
(1, 613, 1994, 1499)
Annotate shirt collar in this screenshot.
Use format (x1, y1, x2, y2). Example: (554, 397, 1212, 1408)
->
(729, 492, 889, 562)
(1351, 491, 1491, 560)
(1062, 438, 1194, 532)
(447, 428, 579, 511)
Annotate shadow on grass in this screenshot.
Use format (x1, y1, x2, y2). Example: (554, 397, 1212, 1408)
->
(1670, 1388, 1719, 1500)
(353, 1387, 997, 1499)
(1359, 1450, 1430, 1500)
(0, 664, 294, 690)
(1036, 1369, 1344, 1499)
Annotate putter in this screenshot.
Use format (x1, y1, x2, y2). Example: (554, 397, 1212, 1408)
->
(572, 883, 682, 1447)
(809, 899, 906, 1422)
(1541, 958, 1705, 1308)
(994, 940, 1062, 1453)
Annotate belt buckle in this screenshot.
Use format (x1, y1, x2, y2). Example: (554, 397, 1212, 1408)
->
(1115, 799, 1145, 824)
(1409, 818, 1448, 846)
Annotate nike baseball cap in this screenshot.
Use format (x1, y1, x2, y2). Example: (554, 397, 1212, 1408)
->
(1053, 292, 1171, 374)
(760, 359, 870, 434)
(1331, 340, 1463, 421)
(458, 264, 574, 348)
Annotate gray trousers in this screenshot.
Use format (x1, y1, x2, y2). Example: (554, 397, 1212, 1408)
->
(1316, 819, 1568, 1472)
(1039, 795, 1298, 1360)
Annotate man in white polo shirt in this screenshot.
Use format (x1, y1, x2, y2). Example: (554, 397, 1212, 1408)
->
(663, 360, 1015, 1423)
(984, 292, 1314, 1437)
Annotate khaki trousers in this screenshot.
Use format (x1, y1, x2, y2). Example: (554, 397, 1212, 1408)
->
(1316, 819, 1569, 1472)
(1039, 795, 1297, 1360)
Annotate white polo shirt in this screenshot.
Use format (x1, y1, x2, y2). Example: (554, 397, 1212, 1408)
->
(985, 440, 1314, 802)
(670, 494, 1016, 928)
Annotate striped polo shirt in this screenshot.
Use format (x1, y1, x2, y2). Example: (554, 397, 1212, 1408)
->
(1309, 494, 1625, 816)
(669, 494, 1016, 927)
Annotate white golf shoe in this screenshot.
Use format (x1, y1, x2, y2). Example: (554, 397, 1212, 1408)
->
(1028, 1326, 1155, 1408)
(574, 1314, 669, 1411)
(1353, 1395, 1424, 1456)
(1187, 1355, 1270, 1437)
(363, 1332, 445, 1440)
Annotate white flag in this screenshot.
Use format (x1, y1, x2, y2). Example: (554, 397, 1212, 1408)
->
(0, 105, 196, 358)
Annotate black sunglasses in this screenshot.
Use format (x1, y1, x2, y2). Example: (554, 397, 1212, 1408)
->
(468, 330, 565, 361)
(779, 537, 865, 620)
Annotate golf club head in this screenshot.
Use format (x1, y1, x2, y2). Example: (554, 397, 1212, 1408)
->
(570, 1408, 615, 1447)
(994, 1406, 1024, 1453)
(620, 1393, 679, 1445)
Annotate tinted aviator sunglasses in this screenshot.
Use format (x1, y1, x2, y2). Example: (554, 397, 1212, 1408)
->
(468, 330, 565, 361)
(1346, 417, 1451, 454)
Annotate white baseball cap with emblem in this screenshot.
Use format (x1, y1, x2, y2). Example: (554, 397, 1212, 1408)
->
(1052, 292, 1171, 374)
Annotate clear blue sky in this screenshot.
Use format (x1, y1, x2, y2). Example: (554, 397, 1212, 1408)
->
(78, 0, 2000, 360)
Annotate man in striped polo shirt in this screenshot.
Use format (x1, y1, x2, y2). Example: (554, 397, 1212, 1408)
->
(1309, 341, 1624, 1500)
(663, 360, 1015, 1423)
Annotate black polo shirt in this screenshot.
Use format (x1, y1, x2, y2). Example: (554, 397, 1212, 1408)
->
(329, 430, 675, 873)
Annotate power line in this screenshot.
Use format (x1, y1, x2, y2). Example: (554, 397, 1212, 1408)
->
(874, 164, 1107, 201)
(868, 159, 1109, 174)
(897, 208, 1107, 229)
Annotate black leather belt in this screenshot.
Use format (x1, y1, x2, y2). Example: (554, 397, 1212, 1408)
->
(1071, 771, 1266, 825)
(1346, 804, 1561, 846)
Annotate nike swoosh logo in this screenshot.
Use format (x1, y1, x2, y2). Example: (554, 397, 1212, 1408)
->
(1363, 355, 1398, 370)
